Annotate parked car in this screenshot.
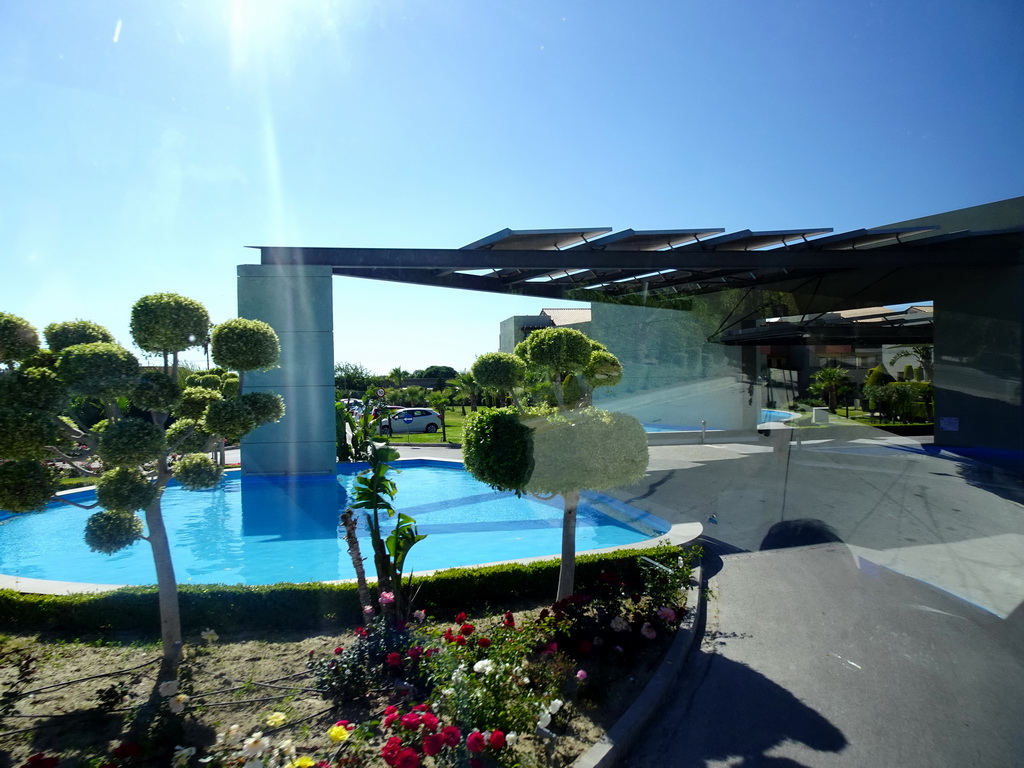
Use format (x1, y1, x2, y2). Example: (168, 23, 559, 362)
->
(379, 408, 443, 435)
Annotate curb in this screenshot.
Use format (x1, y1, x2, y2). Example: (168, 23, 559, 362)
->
(571, 562, 704, 768)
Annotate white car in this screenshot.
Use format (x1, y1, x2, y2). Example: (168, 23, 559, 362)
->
(380, 408, 443, 435)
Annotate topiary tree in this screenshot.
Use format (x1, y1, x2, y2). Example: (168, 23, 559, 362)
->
(0, 300, 284, 676)
(130, 293, 211, 379)
(464, 328, 648, 600)
(471, 352, 526, 409)
(211, 317, 280, 390)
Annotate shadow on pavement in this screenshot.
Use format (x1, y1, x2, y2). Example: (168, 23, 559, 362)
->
(625, 652, 847, 768)
(759, 519, 843, 551)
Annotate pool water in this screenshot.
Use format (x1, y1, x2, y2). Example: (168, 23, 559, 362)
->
(0, 461, 666, 586)
(643, 409, 795, 432)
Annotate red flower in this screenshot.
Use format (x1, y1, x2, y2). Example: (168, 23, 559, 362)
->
(423, 733, 444, 756)
(381, 736, 403, 766)
(113, 742, 142, 758)
(489, 729, 507, 750)
(384, 705, 398, 715)
(469, 760, 483, 768)
(455, 635, 467, 646)
(477, 637, 491, 649)
(407, 645, 424, 660)
(23, 756, 60, 768)
(384, 711, 399, 729)
(455, 612, 467, 623)
(440, 725, 462, 746)
(395, 748, 420, 768)
(541, 641, 558, 655)
(400, 712, 422, 730)
(503, 611, 516, 627)
(412, 703, 429, 712)
(354, 626, 368, 638)
(334, 646, 343, 654)
(467, 730, 486, 753)
(460, 623, 475, 636)
(443, 628, 455, 642)
(387, 652, 403, 667)
(421, 711, 439, 732)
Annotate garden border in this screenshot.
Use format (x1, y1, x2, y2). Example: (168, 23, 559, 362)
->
(572, 561, 704, 768)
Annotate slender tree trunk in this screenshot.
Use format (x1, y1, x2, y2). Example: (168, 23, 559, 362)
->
(341, 510, 373, 612)
(143, 487, 182, 674)
(556, 490, 579, 601)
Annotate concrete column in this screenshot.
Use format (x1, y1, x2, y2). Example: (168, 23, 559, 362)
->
(237, 264, 336, 475)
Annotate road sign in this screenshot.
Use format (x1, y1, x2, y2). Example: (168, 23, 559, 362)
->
(375, 388, 385, 398)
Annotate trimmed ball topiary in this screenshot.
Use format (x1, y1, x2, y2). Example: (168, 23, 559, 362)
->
(199, 374, 222, 390)
(84, 509, 144, 554)
(43, 320, 115, 354)
(97, 418, 166, 467)
(95, 467, 158, 512)
(0, 312, 40, 365)
(0, 460, 58, 512)
(211, 318, 280, 372)
(0, 406, 65, 461)
(165, 418, 213, 454)
(132, 371, 182, 412)
(56, 342, 139, 400)
(462, 408, 534, 493)
(203, 398, 258, 441)
(130, 293, 210, 355)
(176, 386, 223, 420)
(173, 453, 223, 490)
(240, 391, 285, 425)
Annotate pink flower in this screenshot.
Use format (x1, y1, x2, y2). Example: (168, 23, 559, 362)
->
(413, 609, 427, 622)
(657, 606, 677, 622)
(467, 731, 486, 753)
(379, 591, 396, 605)
(364, 605, 375, 615)
(576, 670, 588, 681)
(489, 730, 507, 750)
(440, 725, 461, 746)
(641, 622, 657, 640)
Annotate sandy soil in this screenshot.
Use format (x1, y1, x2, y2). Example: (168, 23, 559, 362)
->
(0, 617, 671, 767)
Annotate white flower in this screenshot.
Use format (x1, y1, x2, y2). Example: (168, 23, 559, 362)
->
(169, 694, 189, 714)
(413, 609, 427, 622)
(473, 659, 495, 675)
(217, 724, 242, 747)
(277, 738, 296, 757)
(610, 616, 630, 632)
(549, 698, 564, 714)
(173, 745, 196, 767)
(159, 680, 180, 697)
(201, 628, 219, 643)
(538, 712, 552, 729)
(507, 732, 519, 746)
(241, 732, 272, 759)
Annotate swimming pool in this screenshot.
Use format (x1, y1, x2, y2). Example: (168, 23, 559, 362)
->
(643, 409, 796, 432)
(0, 460, 667, 586)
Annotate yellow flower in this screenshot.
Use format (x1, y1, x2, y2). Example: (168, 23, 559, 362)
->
(288, 757, 315, 768)
(328, 724, 351, 743)
(265, 712, 287, 727)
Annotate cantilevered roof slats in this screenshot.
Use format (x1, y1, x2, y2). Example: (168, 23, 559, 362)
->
(783, 227, 939, 250)
(569, 228, 726, 251)
(460, 228, 612, 251)
(669, 229, 833, 252)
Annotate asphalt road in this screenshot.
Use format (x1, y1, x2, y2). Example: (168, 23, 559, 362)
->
(607, 430, 1024, 767)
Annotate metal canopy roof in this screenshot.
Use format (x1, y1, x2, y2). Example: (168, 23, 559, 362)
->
(252, 225, 1022, 306)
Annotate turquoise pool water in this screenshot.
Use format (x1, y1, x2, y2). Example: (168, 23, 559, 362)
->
(643, 409, 795, 432)
(0, 460, 667, 586)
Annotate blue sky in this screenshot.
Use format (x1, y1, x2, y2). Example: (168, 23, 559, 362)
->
(2, 0, 1021, 373)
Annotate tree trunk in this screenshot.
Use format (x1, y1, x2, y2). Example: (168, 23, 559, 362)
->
(555, 490, 579, 601)
(341, 510, 373, 612)
(143, 495, 182, 673)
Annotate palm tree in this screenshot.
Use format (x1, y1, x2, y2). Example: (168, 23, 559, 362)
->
(446, 371, 480, 414)
(427, 388, 455, 442)
(810, 366, 851, 414)
(388, 367, 408, 388)
(889, 346, 933, 381)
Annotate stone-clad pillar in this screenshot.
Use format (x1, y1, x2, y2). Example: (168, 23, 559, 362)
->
(237, 265, 336, 475)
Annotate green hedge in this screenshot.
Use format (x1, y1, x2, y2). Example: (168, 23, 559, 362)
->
(0, 543, 691, 635)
